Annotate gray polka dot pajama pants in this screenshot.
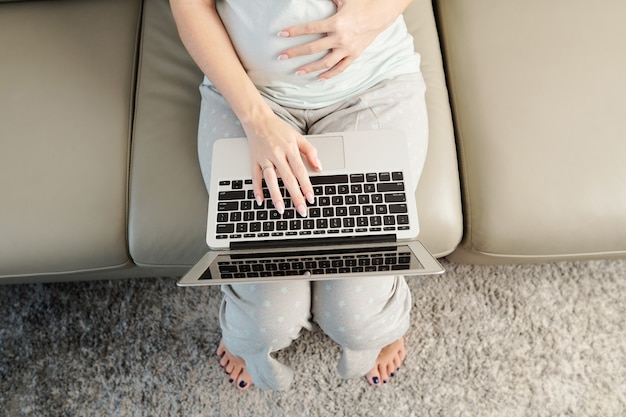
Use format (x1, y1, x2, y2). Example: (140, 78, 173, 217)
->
(198, 73, 428, 390)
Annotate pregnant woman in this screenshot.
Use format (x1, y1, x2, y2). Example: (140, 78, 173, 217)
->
(170, 0, 428, 391)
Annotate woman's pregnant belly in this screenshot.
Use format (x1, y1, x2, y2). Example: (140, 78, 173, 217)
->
(216, 0, 336, 86)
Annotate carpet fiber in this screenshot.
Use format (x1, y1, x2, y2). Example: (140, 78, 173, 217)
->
(1, 259, 625, 416)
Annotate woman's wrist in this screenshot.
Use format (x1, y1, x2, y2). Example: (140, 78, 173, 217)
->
(235, 99, 276, 132)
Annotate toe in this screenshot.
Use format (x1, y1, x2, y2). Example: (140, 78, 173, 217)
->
(216, 340, 227, 357)
(385, 361, 396, 379)
(379, 365, 391, 384)
(237, 379, 249, 391)
(365, 368, 382, 386)
(236, 371, 252, 391)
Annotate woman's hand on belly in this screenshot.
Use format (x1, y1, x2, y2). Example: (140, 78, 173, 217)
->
(277, 0, 412, 80)
(243, 114, 321, 218)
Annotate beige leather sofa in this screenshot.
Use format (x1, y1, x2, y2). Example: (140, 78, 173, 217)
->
(1, 0, 624, 284)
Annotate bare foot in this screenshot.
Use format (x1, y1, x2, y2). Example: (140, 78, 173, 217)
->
(365, 337, 406, 386)
(216, 339, 253, 391)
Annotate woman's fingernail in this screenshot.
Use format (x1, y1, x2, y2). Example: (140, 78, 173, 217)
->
(296, 204, 307, 217)
(295, 70, 306, 76)
(277, 30, 289, 37)
(274, 200, 285, 215)
(277, 53, 288, 61)
(255, 195, 263, 206)
(305, 192, 315, 204)
(315, 158, 323, 171)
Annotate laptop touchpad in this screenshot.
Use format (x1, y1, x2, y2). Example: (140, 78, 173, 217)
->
(307, 135, 346, 171)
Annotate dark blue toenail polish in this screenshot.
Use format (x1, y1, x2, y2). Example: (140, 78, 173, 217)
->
(383, 380, 388, 384)
(229, 378, 234, 383)
(391, 372, 395, 377)
(239, 381, 247, 388)
(372, 376, 379, 384)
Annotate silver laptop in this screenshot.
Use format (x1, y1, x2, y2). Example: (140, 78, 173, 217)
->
(178, 130, 444, 286)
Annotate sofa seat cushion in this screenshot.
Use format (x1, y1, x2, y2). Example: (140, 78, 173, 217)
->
(437, 0, 626, 263)
(0, 0, 142, 279)
(128, 0, 209, 269)
(129, 0, 462, 271)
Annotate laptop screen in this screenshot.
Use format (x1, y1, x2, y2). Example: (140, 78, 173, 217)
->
(200, 244, 424, 282)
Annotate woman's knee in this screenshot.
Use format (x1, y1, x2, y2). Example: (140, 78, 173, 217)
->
(220, 282, 313, 353)
(312, 276, 411, 349)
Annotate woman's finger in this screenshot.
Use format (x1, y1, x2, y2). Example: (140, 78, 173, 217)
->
(261, 163, 285, 214)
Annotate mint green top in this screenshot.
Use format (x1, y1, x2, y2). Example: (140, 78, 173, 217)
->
(209, 0, 421, 109)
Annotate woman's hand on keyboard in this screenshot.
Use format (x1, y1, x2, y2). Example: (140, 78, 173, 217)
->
(244, 117, 321, 217)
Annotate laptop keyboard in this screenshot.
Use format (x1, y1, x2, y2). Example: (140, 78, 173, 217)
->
(214, 172, 411, 241)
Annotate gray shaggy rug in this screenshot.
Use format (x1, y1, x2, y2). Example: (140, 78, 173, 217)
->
(1, 259, 625, 417)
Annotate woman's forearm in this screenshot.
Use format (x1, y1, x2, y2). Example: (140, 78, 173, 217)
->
(169, 0, 274, 127)
(169, 0, 319, 214)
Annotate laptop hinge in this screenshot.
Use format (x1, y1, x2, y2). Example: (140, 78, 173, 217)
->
(230, 234, 397, 251)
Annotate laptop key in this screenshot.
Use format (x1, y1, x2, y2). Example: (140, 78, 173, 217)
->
(389, 204, 408, 213)
(218, 190, 246, 200)
(311, 174, 349, 185)
(350, 173, 365, 183)
(377, 182, 404, 192)
(219, 264, 238, 273)
(216, 224, 235, 234)
(397, 215, 409, 224)
(384, 193, 406, 203)
(290, 220, 302, 230)
(218, 202, 238, 211)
